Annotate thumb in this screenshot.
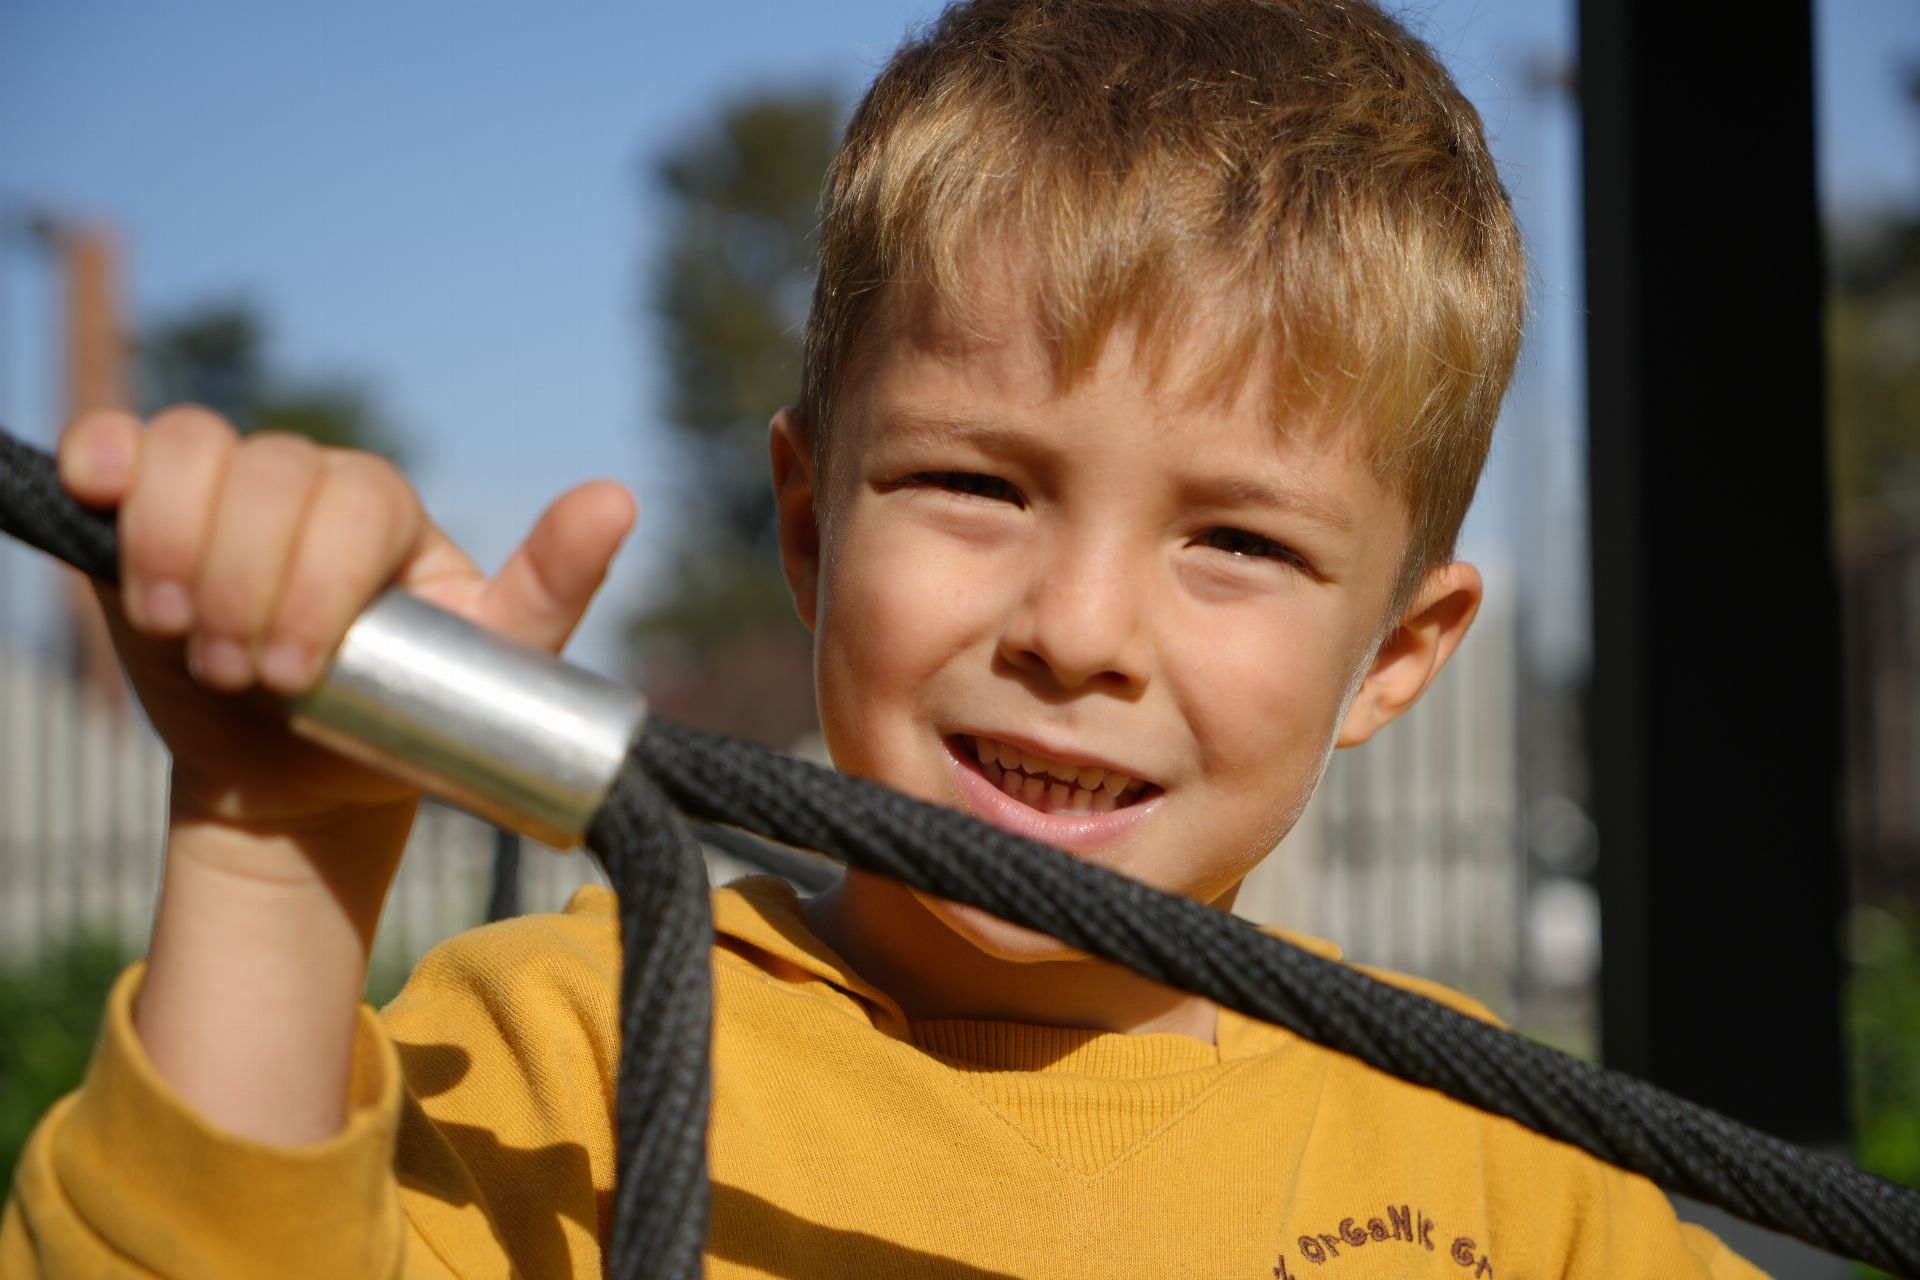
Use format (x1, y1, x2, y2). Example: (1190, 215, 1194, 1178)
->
(472, 480, 636, 653)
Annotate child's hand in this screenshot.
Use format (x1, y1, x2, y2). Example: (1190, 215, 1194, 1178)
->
(56, 405, 637, 838)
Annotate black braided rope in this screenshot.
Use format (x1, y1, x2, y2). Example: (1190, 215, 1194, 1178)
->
(3, 428, 1917, 1278)
(633, 720, 1920, 1277)
(0, 431, 118, 584)
(587, 775, 714, 1280)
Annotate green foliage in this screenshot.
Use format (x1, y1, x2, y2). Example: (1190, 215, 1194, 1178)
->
(1849, 905, 1920, 1189)
(1847, 903, 1920, 1280)
(141, 304, 267, 420)
(635, 89, 841, 744)
(139, 300, 406, 461)
(1829, 214, 1920, 524)
(0, 935, 129, 1184)
(1831, 210, 1920, 1280)
(651, 88, 839, 552)
(0, 937, 424, 1185)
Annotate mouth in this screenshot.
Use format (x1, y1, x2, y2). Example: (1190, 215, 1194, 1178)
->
(943, 732, 1164, 853)
(956, 733, 1156, 814)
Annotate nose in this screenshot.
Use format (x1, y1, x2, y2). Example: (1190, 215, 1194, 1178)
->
(996, 539, 1152, 695)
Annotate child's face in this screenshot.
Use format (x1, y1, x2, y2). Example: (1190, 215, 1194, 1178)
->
(773, 289, 1478, 960)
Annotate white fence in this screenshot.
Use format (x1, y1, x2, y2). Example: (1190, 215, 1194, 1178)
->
(1, 644, 167, 958)
(0, 643, 608, 975)
(1235, 588, 1525, 1013)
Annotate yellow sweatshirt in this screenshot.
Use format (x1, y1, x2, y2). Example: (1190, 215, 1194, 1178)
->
(3, 876, 1763, 1278)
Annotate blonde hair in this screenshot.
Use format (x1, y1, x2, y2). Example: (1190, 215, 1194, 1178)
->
(802, 0, 1526, 614)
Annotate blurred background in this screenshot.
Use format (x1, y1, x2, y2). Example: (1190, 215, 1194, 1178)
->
(0, 1, 1914, 1268)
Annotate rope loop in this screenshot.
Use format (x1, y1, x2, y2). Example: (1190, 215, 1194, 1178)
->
(2, 428, 1916, 1278)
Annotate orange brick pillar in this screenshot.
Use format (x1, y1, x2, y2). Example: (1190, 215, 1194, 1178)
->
(58, 222, 132, 710)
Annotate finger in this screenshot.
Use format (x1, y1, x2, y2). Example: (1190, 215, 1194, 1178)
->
(190, 432, 326, 690)
(258, 451, 425, 694)
(473, 480, 636, 653)
(117, 406, 238, 636)
(57, 409, 143, 508)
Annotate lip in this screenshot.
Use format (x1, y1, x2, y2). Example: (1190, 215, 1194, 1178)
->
(943, 735, 1164, 854)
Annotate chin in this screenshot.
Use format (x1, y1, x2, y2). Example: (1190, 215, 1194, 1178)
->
(915, 891, 1093, 964)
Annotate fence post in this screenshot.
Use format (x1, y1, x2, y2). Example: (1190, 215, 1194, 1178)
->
(486, 825, 522, 922)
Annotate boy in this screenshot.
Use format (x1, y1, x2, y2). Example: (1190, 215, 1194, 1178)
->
(3, 0, 1765, 1275)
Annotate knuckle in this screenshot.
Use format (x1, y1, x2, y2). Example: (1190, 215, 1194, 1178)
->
(148, 403, 239, 450)
(61, 408, 138, 451)
(233, 431, 322, 490)
(58, 409, 142, 495)
(245, 429, 318, 458)
(327, 448, 398, 492)
(330, 452, 418, 537)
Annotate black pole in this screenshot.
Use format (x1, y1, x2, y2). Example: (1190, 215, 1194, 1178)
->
(1579, 0, 1846, 1142)
(486, 824, 522, 922)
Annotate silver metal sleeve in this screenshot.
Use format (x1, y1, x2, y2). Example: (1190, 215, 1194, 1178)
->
(288, 589, 646, 849)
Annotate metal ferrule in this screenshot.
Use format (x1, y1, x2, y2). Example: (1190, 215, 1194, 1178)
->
(289, 589, 645, 849)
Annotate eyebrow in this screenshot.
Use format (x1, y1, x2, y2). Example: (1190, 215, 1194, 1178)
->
(882, 407, 1359, 533)
(1188, 474, 1358, 533)
(881, 409, 1037, 456)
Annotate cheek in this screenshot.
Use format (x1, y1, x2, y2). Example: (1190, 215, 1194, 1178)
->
(813, 509, 1011, 773)
(1175, 633, 1347, 889)
(1180, 607, 1358, 798)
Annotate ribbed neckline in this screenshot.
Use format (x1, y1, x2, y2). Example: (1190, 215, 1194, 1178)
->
(909, 1018, 1220, 1076)
(699, 875, 1354, 1066)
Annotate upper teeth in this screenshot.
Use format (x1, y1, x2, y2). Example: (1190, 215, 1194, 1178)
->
(970, 735, 1141, 796)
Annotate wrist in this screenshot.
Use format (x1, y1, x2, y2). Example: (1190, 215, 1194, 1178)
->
(168, 766, 420, 838)
(164, 796, 418, 944)
(133, 797, 418, 1145)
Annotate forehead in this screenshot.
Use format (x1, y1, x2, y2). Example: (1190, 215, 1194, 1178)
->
(839, 276, 1380, 479)
(843, 249, 1383, 423)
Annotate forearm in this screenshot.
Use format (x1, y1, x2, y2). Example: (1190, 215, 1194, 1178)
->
(134, 797, 416, 1146)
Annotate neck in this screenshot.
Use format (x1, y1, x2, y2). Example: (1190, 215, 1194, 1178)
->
(804, 870, 1228, 1042)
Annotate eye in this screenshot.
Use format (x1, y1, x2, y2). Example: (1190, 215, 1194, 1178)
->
(1194, 526, 1307, 569)
(903, 471, 1025, 507)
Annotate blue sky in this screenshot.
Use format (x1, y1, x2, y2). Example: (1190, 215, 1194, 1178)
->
(0, 1, 1912, 678)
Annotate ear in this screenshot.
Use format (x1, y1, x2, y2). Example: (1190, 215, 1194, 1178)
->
(769, 406, 822, 632)
(1335, 560, 1483, 749)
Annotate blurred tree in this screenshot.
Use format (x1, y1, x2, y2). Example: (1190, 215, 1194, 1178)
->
(1829, 66, 1920, 525)
(1827, 144, 1920, 1217)
(139, 303, 265, 422)
(1848, 905, 1920, 1199)
(634, 89, 839, 746)
(1829, 214, 1920, 525)
(139, 300, 404, 459)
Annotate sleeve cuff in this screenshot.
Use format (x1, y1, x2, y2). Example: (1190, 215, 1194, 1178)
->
(48, 962, 408, 1278)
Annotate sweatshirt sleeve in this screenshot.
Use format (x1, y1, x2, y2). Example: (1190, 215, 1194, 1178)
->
(0, 888, 626, 1280)
(374, 893, 624, 1277)
(0, 962, 412, 1278)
